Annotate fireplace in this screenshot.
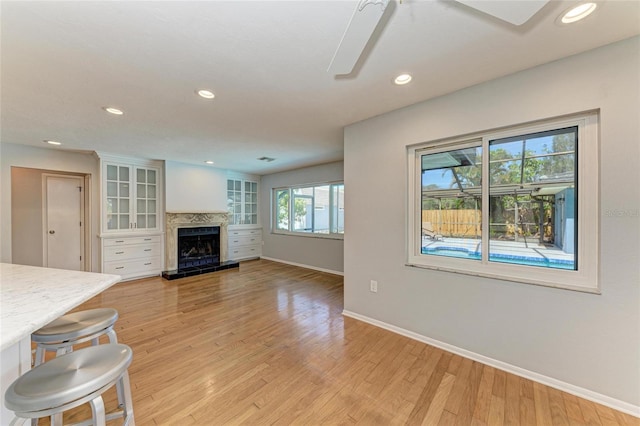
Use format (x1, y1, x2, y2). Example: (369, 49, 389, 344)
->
(162, 211, 239, 280)
(177, 226, 220, 269)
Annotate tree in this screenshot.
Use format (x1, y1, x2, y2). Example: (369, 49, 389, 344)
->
(277, 191, 307, 229)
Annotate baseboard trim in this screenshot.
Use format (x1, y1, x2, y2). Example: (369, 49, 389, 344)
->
(260, 256, 344, 276)
(342, 310, 640, 418)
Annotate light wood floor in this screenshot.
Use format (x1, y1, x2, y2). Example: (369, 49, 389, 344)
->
(54, 259, 636, 425)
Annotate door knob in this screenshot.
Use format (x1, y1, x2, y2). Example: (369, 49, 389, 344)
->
(49, 230, 55, 234)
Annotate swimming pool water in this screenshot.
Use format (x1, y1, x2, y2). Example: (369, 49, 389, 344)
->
(421, 247, 575, 270)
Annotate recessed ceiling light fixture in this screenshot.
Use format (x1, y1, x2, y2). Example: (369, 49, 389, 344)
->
(394, 73, 412, 85)
(103, 107, 124, 115)
(44, 140, 62, 146)
(204, 160, 215, 165)
(197, 89, 215, 99)
(560, 2, 597, 24)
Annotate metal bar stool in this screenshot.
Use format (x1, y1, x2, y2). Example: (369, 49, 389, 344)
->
(31, 308, 125, 414)
(32, 308, 119, 367)
(4, 344, 135, 426)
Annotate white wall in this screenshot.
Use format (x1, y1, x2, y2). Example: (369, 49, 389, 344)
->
(165, 161, 227, 212)
(344, 37, 639, 409)
(260, 161, 344, 274)
(1, 143, 101, 271)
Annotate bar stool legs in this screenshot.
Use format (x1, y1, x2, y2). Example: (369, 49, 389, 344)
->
(5, 344, 135, 426)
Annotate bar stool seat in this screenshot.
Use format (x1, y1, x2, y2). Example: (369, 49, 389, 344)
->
(32, 308, 119, 366)
(5, 344, 135, 425)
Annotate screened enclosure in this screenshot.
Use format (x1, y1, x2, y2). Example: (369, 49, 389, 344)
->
(420, 127, 577, 270)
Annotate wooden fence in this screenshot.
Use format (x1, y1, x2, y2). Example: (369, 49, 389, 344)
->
(422, 209, 481, 238)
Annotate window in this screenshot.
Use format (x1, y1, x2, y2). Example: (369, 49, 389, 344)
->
(407, 112, 599, 292)
(274, 183, 344, 237)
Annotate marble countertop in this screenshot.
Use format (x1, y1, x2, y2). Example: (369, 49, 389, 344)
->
(0, 263, 121, 351)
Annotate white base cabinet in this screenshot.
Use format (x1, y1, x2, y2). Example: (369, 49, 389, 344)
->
(228, 228, 262, 261)
(102, 234, 163, 281)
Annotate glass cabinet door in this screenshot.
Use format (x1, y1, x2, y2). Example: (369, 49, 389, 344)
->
(244, 181, 258, 225)
(227, 178, 258, 225)
(135, 167, 158, 230)
(104, 163, 160, 232)
(227, 179, 243, 225)
(106, 164, 131, 230)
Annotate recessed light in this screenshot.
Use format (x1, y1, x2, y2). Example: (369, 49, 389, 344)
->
(197, 89, 215, 99)
(394, 73, 412, 85)
(103, 107, 124, 115)
(204, 160, 215, 165)
(44, 140, 62, 146)
(560, 2, 597, 24)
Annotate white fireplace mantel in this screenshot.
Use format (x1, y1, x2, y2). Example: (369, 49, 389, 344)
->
(165, 211, 229, 270)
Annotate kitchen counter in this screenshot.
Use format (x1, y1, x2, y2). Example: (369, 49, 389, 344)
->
(0, 263, 121, 423)
(0, 263, 121, 351)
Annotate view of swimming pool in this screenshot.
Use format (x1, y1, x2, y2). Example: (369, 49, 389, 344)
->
(421, 238, 576, 270)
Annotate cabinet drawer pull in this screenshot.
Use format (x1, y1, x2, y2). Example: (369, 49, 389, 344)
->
(115, 251, 124, 255)
(144, 262, 152, 266)
(144, 249, 152, 252)
(115, 240, 124, 243)
(115, 266, 124, 270)
(144, 238, 152, 241)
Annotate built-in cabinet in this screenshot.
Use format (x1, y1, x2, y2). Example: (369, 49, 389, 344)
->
(228, 227, 262, 261)
(226, 174, 261, 261)
(97, 153, 164, 280)
(103, 162, 160, 232)
(227, 178, 258, 226)
(102, 235, 163, 280)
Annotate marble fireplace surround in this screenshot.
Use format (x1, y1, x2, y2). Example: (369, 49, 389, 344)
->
(165, 211, 228, 271)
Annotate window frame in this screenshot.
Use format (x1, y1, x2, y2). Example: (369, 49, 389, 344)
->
(272, 181, 345, 240)
(407, 111, 599, 293)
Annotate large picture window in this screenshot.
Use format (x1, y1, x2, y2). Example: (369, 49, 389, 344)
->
(274, 183, 344, 238)
(407, 112, 599, 292)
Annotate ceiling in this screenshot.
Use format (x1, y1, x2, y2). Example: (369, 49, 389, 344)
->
(1, 1, 638, 175)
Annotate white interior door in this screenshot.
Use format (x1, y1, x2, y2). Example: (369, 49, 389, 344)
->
(44, 175, 84, 271)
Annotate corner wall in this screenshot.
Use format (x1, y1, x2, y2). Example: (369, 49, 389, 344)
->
(1, 143, 101, 270)
(260, 161, 344, 274)
(344, 37, 639, 408)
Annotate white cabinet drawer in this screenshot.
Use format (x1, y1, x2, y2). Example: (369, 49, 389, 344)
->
(103, 243, 161, 261)
(228, 246, 260, 259)
(103, 256, 161, 276)
(228, 235, 261, 248)
(104, 235, 161, 247)
(228, 229, 262, 238)
(101, 234, 163, 280)
(227, 227, 261, 261)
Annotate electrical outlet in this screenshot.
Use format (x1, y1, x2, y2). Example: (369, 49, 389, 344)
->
(370, 280, 378, 293)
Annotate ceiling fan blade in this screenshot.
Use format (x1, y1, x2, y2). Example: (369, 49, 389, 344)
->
(328, 0, 391, 75)
(455, 0, 550, 25)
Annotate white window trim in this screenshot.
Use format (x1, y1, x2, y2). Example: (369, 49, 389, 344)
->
(407, 111, 599, 293)
(272, 181, 345, 240)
